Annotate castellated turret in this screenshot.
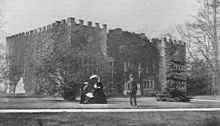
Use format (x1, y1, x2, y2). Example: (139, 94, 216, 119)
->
(157, 37, 186, 92)
(6, 17, 108, 94)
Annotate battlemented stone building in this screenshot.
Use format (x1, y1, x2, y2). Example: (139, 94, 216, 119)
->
(107, 29, 186, 95)
(6, 17, 186, 96)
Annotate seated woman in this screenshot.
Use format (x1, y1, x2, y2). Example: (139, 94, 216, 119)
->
(90, 75, 107, 104)
(83, 81, 95, 104)
(80, 82, 89, 104)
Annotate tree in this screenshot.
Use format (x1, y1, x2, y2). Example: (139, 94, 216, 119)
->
(186, 60, 212, 95)
(0, 0, 7, 91)
(33, 37, 108, 99)
(0, 44, 9, 92)
(177, 0, 220, 95)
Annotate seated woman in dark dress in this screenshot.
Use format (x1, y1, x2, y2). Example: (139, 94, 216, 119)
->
(90, 75, 107, 104)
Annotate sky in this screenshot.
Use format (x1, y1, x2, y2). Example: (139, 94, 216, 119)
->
(1, 0, 198, 44)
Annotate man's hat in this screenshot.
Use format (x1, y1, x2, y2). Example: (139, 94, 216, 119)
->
(90, 75, 99, 80)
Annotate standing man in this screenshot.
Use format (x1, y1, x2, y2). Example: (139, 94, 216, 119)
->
(127, 74, 138, 107)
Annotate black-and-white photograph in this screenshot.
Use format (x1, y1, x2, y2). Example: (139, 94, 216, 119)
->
(0, 0, 220, 125)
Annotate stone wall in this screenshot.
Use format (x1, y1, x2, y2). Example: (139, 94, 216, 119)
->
(106, 30, 186, 95)
(161, 37, 186, 91)
(6, 17, 107, 94)
(107, 29, 160, 95)
(6, 17, 186, 96)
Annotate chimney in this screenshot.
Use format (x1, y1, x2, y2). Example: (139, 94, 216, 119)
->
(18, 33, 22, 38)
(61, 19, 66, 24)
(140, 33, 145, 39)
(87, 21, 92, 27)
(38, 27, 42, 32)
(52, 23, 56, 28)
(56, 21, 61, 26)
(30, 30, 34, 35)
(26, 31, 29, 35)
(103, 24, 107, 30)
(67, 17, 75, 24)
(34, 29, 37, 33)
(79, 19, 84, 26)
(47, 25, 51, 29)
(43, 26, 46, 31)
(95, 23, 100, 28)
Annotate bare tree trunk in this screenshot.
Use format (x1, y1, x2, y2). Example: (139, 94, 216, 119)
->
(212, 0, 220, 95)
(212, 72, 216, 95)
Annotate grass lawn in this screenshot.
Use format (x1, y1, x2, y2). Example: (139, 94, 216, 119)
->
(0, 111, 220, 126)
(0, 96, 220, 109)
(193, 95, 220, 100)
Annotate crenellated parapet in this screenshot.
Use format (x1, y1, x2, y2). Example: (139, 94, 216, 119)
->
(152, 37, 186, 92)
(108, 28, 150, 43)
(160, 37, 186, 46)
(6, 17, 108, 40)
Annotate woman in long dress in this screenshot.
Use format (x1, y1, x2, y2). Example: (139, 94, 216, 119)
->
(90, 75, 107, 104)
(84, 81, 95, 104)
(80, 82, 89, 104)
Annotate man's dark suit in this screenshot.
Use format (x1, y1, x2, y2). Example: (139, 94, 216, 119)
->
(127, 80, 137, 106)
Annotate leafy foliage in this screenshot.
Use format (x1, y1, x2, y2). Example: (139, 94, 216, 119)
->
(34, 35, 108, 99)
(186, 60, 212, 95)
(177, 0, 220, 95)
